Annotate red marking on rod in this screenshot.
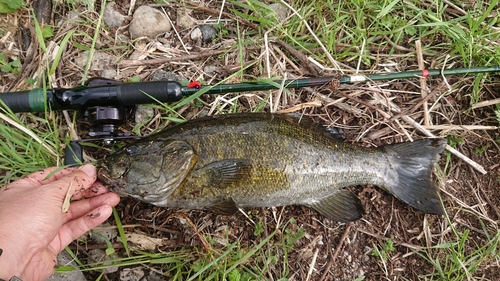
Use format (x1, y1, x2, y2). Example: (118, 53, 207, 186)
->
(187, 81, 202, 89)
(422, 69, 429, 78)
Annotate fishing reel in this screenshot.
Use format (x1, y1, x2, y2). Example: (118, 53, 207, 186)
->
(64, 78, 135, 166)
(64, 105, 132, 166)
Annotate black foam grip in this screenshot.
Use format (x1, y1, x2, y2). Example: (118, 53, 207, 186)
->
(64, 141, 83, 166)
(0, 90, 33, 112)
(116, 81, 183, 105)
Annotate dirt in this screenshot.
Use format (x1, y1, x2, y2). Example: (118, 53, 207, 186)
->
(1, 1, 500, 280)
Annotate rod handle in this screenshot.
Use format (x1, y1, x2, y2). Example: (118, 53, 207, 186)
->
(0, 89, 51, 112)
(117, 81, 184, 105)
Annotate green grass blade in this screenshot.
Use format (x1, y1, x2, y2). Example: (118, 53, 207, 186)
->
(112, 207, 130, 257)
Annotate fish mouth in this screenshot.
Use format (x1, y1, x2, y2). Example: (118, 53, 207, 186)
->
(97, 165, 114, 187)
(97, 164, 133, 198)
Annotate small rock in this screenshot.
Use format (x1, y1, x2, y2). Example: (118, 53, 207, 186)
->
(204, 65, 218, 74)
(87, 249, 119, 274)
(198, 25, 218, 43)
(104, 2, 127, 28)
(134, 105, 154, 125)
(140, 271, 163, 281)
(90, 223, 118, 244)
(74, 51, 118, 71)
(117, 34, 130, 43)
(58, 10, 79, 27)
(46, 251, 87, 281)
(120, 267, 145, 281)
(149, 70, 184, 83)
(190, 27, 202, 42)
(176, 8, 197, 30)
(129, 6, 171, 39)
(100, 69, 117, 79)
(268, 3, 288, 22)
(67, 10, 80, 22)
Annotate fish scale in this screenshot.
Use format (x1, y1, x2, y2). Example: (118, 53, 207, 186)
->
(98, 113, 446, 222)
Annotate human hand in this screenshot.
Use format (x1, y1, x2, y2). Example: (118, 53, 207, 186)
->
(0, 164, 120, 281)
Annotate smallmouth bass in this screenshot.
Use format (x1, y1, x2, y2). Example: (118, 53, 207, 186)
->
(98, 113, 446, 222)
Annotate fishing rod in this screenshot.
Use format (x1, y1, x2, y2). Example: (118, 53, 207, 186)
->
(1, 66, 499, 113)
(1, 66, 498, 165)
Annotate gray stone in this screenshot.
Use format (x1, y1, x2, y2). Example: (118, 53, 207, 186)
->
(176, 8, 197, 30)
(204, 65, 218, 74)
(191, 25, 217, 44)
(74, 51, 118, 71)
(134, 105, 154, 125)
(120, 267, 145, 281)
(104, 2, 127, 28)
(149, 70, 184, 83)
(46, 251, 87, 281)
(198, 25, 218, 43)
(67, 10, 80, 23)
(140, 271, 164, 281)
(90, 223, 118, 244)
(87, 249, 119, 274)
(100, 69, 117, 79)
(129, 6, 171, 39)
(190, 27, 202, 43)
(268, 3, 288, 22)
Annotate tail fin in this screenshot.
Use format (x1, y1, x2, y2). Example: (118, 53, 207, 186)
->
(384, 138, 446, 215)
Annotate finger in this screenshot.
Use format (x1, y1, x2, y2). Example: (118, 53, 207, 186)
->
(57, 205, 114, 252)
(69, 164, 98, 196)
(5, 166, 77, 189)
(45, 171, 97, 201)
(63, 192, 120, 224)
(71, 181, 109, 200)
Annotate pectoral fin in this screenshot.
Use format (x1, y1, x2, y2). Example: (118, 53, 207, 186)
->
(306, 190, 364, 222)
(208, 198, 239, 215)
(195, 159, 252, 187)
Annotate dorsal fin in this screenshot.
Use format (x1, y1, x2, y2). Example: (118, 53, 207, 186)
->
(285, 113, 344, 141)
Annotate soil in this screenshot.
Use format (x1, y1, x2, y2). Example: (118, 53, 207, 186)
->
(1, 1, 499, 280)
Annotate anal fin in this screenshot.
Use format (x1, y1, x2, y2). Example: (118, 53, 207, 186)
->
(208, 198, 239, 215)
(306, 190, 364, 222)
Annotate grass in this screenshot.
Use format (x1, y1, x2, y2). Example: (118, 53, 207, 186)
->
(1, 0, 500, 280)
(0, 108, 62, 180)
(56, 217, 305, 280)
(416, 214, 500, 280)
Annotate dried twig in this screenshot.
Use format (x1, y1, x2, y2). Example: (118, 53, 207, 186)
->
(471, 98, 500, 109)
(277, 101, 322, 113)
(335, 89, 391, 119)
(183, 1, 259, 29)
(319, 224, 351, 280)
(357, 227, 422, 251)
(390, 87, 445, 121)
(274, 39, 321, 76)
(402, 125, 498, 131)
(305, 248, 319, 281)
(415, 40, 430, 126)
(119, 49, 227, 67)
(279, 0, 343, 72)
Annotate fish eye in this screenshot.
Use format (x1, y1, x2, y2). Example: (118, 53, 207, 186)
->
(125, 145, 139, 156)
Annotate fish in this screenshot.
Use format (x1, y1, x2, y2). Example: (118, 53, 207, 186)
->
(97, 113, 446, 222)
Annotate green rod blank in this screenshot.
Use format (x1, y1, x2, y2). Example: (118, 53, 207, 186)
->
(182, 66, 500, 96)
